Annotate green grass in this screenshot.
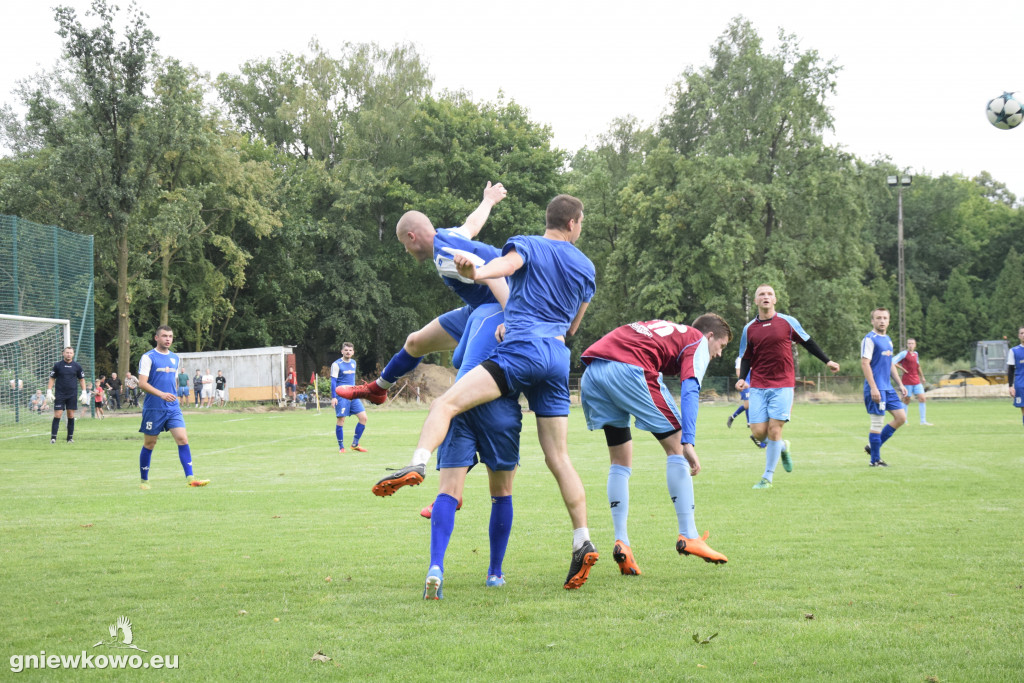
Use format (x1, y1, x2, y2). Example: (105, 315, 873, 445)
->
(2, 401, 1023, 681)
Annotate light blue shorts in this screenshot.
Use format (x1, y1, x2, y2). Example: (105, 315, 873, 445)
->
(904, 383, 924, 396)
(580, 360, 680, 433)
(747, 387, 794, 423)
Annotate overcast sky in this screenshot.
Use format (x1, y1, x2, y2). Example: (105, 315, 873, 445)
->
(3, 0, 1023, 197)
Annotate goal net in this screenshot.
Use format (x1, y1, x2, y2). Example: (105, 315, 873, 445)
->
(0, 314, 71, 428)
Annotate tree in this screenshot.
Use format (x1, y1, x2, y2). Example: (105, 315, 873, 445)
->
(986, 247, 1024, 340)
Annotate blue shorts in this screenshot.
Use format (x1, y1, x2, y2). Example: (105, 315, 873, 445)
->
(53, 395, 78, 411)
(178, 386, 190, 397)
(335, 397, 365, 417)
(1013, 391, 1023, 408)
(452, 304, 503, 376)
(437, 396, 522, 472)
(904, 383, 924, 396)
(438, 305, 472, 342)
(740, 387, 750, 401)
(864, 388, 905, 415)
(747, 387, 794, 423)
(488, 337, 570, 417)
(580, 360, 681, 433)
(139, 406, 186, 435)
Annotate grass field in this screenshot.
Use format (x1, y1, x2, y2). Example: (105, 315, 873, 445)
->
(2, 400, 1022, 681)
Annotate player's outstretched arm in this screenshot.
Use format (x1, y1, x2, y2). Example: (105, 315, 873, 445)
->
(454, 249, 523, 282)
(460, 182, 508, 238)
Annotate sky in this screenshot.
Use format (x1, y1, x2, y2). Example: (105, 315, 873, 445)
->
(3, 0, 1024, 197)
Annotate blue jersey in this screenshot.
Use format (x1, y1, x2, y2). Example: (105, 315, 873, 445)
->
(49, 360, 85, 397)
(500, 235, 596, 341)
(331, 358, 357, 395)
(433, 227, 501, 309)
(861, 331, 895, 392)
(138, 348, 182, 411)
(1009, 345, 1024, 391)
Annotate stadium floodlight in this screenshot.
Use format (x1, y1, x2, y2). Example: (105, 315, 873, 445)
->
(0, 314, 71, 427)
(886, 174, 913, 348)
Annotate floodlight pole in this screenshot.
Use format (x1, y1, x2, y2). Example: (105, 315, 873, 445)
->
(887, 174, 912, 349)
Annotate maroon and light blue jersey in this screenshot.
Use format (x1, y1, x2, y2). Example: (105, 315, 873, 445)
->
(893, 349, 921, 385)
(582, 321, 710, 385)
(738, 314, 809, 389)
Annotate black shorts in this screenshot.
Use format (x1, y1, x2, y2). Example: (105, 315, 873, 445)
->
(53, 395, 78, 411)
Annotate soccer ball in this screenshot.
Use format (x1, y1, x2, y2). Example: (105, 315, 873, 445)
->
(986, 92, 1024, 130)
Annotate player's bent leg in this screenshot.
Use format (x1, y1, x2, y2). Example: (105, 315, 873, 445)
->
(414, 366, 502, 454)
(564, 539, 599, 589)
(404, 317, 460, 358)
(537, 416, 588, 530)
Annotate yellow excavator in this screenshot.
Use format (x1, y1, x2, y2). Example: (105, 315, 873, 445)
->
(937, 340, 1010, 387)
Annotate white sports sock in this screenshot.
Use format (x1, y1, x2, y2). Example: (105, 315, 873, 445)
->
(411, 448, 432, 468)
(572, 527, 590, 550)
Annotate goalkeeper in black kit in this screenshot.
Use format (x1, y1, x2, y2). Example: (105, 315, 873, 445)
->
(46, 346, 87, 444)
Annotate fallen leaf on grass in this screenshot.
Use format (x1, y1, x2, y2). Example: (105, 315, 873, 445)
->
(324, 576, 332, 583)
(80, 524, 93, 528)
(924, 677, 940, 682)
(238, 610, 247, 616)
(692, 633, 718, 645)
(804, 613, 815, 620)
(272, 515, 281, 519)
(311, 650, 331, 663)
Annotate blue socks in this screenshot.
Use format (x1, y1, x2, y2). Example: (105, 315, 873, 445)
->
(763, 440, 783, 481)
(177, 444, 193, 477)
(352, 423, 365, 446)
(731, 406, 745, 419)
(666, 455, 698, 539)
(919, 402, 927, 423)
(336, 425, 344, 449)
(607, 464, 631, 545)
(381, 348, 422, 384)
(869, 432, 882, 462)
(429, 494, 459, 573)
(488, 495, 513, 577)
(140, 447, 153, 480)
(880, 424, 896, 445)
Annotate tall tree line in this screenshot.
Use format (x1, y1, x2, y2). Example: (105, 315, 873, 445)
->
(2, 4, 1022, 379)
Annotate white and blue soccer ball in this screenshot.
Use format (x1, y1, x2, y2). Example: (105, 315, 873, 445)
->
(986, 92, 1024, 130)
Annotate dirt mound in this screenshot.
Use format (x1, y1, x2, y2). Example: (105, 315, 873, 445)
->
(390, 363, 457, 403)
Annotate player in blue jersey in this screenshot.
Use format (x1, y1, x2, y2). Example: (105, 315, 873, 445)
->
(860, 308, 908, 467)
(46, 346, 87, 444)
(390, 194, 599, 590)
(1008, 326, 1024, 427)
(137, 326, 209, 489)
(330, 342, 368, 453)
(421, 302, 523, 599)
(337, 182, 508, 408)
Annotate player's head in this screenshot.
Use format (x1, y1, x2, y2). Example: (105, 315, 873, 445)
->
(753, 284, 777, 313)
(341, 342, 354, 359)
(870, 307, 890, 333)
(154, 325, 174, 350)
(907, 338, 917, 351)
(396, 211, 435, 262)
(546, 195, 584, 239)
(217, 370, 223, 376)
(692, 313, 732, 358)
(1018, 326, 1024, 342)
(62, 346, 74, 361)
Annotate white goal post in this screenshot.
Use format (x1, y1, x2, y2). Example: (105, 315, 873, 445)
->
(0, 314, 72, 427)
